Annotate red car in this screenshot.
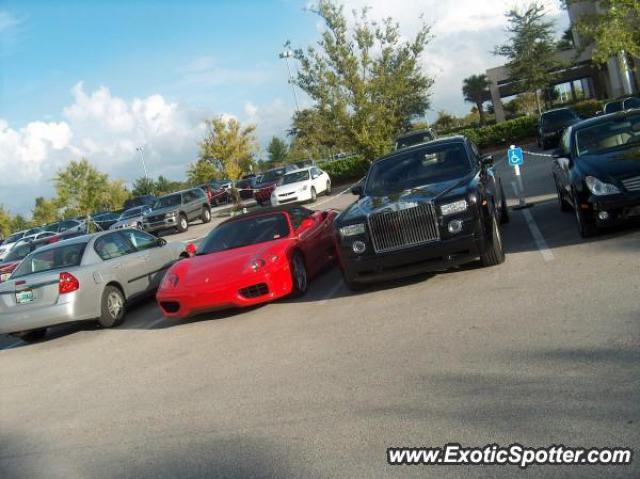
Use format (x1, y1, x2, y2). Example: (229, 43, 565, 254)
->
(156, 206, 337, 318)
(253, 166, 297, 206)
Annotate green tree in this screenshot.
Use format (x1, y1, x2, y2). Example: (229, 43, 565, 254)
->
(494, 2, 560, 115)
(432, 111, 458, 132)
(0, 205, 13, 238)
(54, 158, 110, 218)
(12, 214, 29, 232)
(199, 117, 258, 205)
(101, 180, 130, 211)
(32, 197, 59, 226)
(292, 1, 433, 159)
(155, 175, 182, 196)
(462, 74, 490, 126)
(132, 177, 156, 196)
(266, 136, 289, 166)
(186, 159, 220, 186)
(565, 0, 639, 64)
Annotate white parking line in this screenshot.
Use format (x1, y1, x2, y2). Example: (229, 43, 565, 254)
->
(511, 182, 555, 263)
(314, 180, 362, 207)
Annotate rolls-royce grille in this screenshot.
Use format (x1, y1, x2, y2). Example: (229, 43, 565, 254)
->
(622, 176, 640, 192)
(367, 203, 440, 254)
(239, 283, 269, 299)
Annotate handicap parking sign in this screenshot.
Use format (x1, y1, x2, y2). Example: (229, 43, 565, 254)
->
(508, 146, 524, 166)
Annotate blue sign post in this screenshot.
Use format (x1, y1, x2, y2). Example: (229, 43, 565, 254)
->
(508, 145, 531, 209)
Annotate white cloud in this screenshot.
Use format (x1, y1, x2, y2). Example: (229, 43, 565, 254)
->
(0, 10, 20, 33)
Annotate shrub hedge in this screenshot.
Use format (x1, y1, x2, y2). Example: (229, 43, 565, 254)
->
(573, 99, 602, 119)
(457, 115, 539, 149)
(318, 155, 370, 183)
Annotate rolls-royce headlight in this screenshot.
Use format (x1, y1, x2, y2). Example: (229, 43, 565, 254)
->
(440, 200, 468, 216)
(340, 224, 365, 237)
(585, 176, 620, 196)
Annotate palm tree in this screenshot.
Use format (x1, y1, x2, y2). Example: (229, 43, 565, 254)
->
(462, 74, 490, 126)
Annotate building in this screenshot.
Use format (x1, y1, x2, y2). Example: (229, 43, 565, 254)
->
(486, 0, 639, 122)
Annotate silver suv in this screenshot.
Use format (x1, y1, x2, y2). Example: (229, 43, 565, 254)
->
(143, 188, 211, 235)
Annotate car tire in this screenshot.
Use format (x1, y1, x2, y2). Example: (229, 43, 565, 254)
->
(310, 187, 317, 203)
(13, 328, 47, 343)
(98, 285, 126, 328)
(290, 252, 309, 297)
(326, 180, 332, 195)
(480, 216, 505, 267)
(177, 214, 188, 233)
(555, 176, 571, 212)
(499, 180, 510, 224)
(573, 193, 597, 238)
(201, 207, 211, 224)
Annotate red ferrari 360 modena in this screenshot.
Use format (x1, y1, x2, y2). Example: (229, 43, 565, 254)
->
(156, 206, 338, 318)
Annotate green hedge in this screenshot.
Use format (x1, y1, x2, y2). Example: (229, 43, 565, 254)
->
(458, 115, 538, 149)
(318, 156, 369, 183)
(573, 99, 602, 119)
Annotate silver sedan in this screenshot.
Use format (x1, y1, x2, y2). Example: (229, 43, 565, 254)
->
(109, 206, 152, 230)
(0, 229, 184, 341)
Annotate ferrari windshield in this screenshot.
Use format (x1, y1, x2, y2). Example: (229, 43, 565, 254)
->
(575, 115, 640, 157)
(365, 143, 472, 196)
(198, 214, 290, 255)
(281, 170, 309, 185)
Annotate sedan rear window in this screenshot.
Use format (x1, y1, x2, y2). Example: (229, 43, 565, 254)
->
(12, 242, 87, 278)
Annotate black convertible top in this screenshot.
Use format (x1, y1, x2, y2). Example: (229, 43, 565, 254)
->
(220, 205, 314, 225)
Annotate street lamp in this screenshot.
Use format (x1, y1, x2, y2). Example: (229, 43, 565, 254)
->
(279, 46, 300, 112)
(136, 146, 149, 180)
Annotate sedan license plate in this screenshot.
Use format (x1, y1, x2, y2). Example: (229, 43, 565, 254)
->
(15, 289, 34, 304)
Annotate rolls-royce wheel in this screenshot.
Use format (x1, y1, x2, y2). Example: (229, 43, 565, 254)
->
(201, 206, 212, 223)
(99, 285, 126, 328)
(480, 217, 505, 267)
(13, 328, 47, 343)
(290, 252, 309, 297)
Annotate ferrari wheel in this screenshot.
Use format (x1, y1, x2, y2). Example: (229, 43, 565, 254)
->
(290, 252, 308, 297)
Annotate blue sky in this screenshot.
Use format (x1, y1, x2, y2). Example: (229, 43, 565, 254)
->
(0, 0, 567, 215)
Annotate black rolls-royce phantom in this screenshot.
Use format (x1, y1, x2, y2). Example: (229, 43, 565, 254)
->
(334, 136, 509, 290)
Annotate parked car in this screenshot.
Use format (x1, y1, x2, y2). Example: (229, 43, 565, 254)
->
(395, 128, 437, 150)
(0, 230, 30, 261)
(335, 136, 509, 290)
(43, 219, 86, 235)
(271, 167, 331, 206)
(18, 231, 58, 244)
(123, 194, 156, 211)
(0, 229, 184, 342)
(603, 96, 640, 115)
(156, 206, 338, 318)
(0, 234, 65, 283)
(537, 107, 581, 150)
(92, 212, 121, 231)
(208, 181, 231, 206)
(234, 178, 257, 200)
(253, 166, 298, 206)
(143, 188, 211, 235)
(110, 206, 152, 230)
(552, 109, 640, 238)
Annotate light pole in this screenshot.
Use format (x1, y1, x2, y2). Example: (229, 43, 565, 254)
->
(136, 146, 149, 180)
(279, 47, 300, 112)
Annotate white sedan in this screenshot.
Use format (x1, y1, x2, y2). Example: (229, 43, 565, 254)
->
(271, 167, 331, 206)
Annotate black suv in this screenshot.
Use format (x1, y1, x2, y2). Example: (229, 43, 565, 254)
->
(395, 128, 436, 150)
(537, 108, 581, 150)
(334, 136, 509, 290)
(143, 188, 211, 235)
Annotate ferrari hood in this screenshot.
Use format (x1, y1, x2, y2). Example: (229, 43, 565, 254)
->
(174, 240, 288, 288)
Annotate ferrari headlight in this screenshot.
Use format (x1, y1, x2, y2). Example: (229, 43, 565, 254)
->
(340, 224, 365, 237)
(440, 199, 468, 216)
(251, 259, 266, 272)
(161, 272, 179, 289)
(585, 176, 620, 196)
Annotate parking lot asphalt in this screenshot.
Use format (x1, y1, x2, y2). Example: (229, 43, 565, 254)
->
(1, 150, 638, 478)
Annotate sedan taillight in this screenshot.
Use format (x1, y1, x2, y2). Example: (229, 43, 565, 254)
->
(59, 272, 80, 294)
